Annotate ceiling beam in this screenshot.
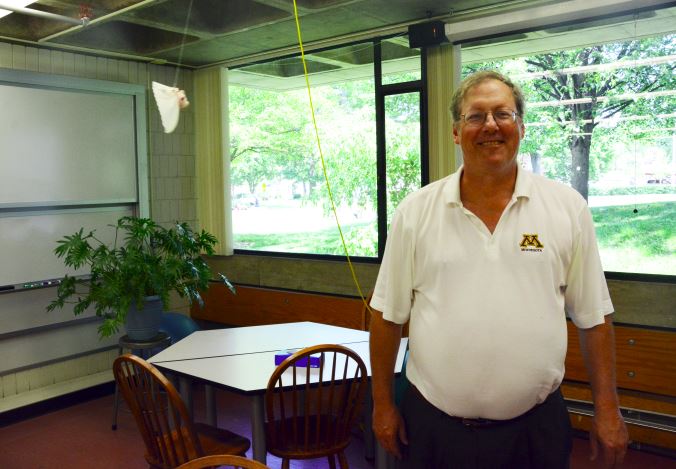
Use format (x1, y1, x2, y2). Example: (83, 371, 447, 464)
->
(39, 0, 160, 42)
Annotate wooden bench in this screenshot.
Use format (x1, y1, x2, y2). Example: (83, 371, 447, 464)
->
(191, 284, 368, 330)
(564, 321, 676, 450)
(194, 284, 676, 450)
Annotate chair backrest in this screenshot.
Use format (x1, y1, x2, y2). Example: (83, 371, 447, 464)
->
(113, 353, 203, 468)
(176, 454, 270, 469)
(264, 344, 368, 460)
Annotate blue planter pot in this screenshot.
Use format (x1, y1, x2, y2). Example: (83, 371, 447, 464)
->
(125, 296, 163, 340)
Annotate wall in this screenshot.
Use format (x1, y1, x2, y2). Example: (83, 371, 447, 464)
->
(1, 40, 672, 413)
(208, 255, 675, 329)
(0, 42, 196, 412)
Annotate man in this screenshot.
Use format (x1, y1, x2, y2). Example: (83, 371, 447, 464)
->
(369, 70, 628, 468)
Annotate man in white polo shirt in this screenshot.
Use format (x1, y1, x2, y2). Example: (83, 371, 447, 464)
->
(369, 70, 628, 468)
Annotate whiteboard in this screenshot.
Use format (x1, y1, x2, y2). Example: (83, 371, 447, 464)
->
(0, 84, 137, 206)
(0, 284, 98, 336)
(0, 68, 147, 290)
(0, 318, 120, 375)
(0, 207, 134, 287)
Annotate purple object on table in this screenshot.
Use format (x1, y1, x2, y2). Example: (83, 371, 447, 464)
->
(274, 350, 322, 368)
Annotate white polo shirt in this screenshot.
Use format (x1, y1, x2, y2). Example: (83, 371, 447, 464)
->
(371, 166, 613, 420)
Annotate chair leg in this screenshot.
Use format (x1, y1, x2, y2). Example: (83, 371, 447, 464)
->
(282, 458, 290, 469)
(328, 454, 337, 469)
(112, 346, 123, 430)
(337, 451, 349, 469)
(111, 382, 120, 430)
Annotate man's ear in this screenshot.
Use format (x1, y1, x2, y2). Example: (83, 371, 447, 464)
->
(519, 120, 526, 139)
(453, 124, 460, 144)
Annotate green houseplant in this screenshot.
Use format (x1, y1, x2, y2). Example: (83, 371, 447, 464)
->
(47, 216, 234, 338)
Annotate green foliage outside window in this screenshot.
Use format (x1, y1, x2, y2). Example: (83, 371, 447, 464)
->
(464, 33, 675, 275)
(229, 31, 674, 275)
(229, 75, 421, 257)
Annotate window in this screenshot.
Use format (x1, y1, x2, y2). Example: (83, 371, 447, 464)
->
(461, 8, 675, 276)
(229, 38, 424, 258)
(385, 92, 422, 228)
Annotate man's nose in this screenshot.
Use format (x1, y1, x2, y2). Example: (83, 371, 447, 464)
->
(483, 112, 499, 128)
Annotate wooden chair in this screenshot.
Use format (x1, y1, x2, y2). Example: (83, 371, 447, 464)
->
(264, 344, 368, 469)
(176, 454, 270, 469)
(113, 354, 250, 468)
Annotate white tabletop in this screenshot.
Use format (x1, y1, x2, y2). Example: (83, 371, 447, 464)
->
(151, 340, 409, 395)
(150, 321, 370, 363)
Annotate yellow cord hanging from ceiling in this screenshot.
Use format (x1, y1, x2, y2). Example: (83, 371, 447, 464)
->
(291, 0, 374, 327)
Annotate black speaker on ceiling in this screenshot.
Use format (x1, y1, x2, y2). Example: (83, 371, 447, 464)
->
(408, 21, 449, 48)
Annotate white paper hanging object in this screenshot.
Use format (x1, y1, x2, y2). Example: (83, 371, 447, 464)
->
(152, 81, 190, 133)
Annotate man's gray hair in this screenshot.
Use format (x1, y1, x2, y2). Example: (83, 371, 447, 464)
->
(450, 70, 526, 125)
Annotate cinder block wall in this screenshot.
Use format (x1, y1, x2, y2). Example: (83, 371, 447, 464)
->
(0, 43, 195, 412)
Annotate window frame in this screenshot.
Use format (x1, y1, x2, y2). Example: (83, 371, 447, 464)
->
(230, 36, 428, 263)
(228, 14, 673, 284)
(454, 14, 675, 285)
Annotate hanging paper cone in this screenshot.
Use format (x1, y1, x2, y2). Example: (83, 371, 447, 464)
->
(152, 81, 189, 133)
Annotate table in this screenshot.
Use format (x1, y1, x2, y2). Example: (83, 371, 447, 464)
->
(149, 322, 407, 466)
(150, 321, 370, 362)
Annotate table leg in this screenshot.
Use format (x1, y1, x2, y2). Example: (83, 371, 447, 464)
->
(111, 379, 120, 430)
(376, 442, 394, 469)
(178, 376, 193, 418)
(363, 383, 374, 459)
(205, 385, 217, 426)
(251, 395, 267, 463)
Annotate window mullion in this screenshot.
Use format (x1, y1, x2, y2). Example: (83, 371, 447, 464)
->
(374, 40, 387, 259)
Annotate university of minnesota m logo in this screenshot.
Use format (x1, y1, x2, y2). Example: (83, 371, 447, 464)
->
(520, 234, 544, 252)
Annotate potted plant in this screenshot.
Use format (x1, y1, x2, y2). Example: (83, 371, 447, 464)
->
(47, 216, 234, 339)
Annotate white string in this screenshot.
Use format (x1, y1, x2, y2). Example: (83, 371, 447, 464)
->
(172, 0, 195, 87)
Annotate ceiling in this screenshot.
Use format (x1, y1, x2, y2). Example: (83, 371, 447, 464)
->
(228, 3, 676, 91)
(0, 0, 518, 68)
(0, 0, 673, 87)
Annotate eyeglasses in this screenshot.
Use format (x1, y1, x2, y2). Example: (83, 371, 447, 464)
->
(460, 109, 519, 127)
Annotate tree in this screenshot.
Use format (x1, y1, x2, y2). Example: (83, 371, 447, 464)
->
(524, 35, 675, 199)
(385, 92, 422, 223)
(229, 86, 319, 196)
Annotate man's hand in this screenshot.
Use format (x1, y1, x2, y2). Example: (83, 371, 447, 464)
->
(369, 308, 406, 457)
(589, 407, 628, 468)
(578, 315, 629, 468)
(373, 402, 408, 459)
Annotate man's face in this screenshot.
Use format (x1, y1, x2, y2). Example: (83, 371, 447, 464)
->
(453, 79, 525, 173)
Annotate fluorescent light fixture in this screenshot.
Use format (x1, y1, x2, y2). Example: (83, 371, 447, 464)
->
(0, 1, 34, 20)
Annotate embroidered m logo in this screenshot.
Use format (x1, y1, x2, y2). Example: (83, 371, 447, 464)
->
(520, 234, 544, 249)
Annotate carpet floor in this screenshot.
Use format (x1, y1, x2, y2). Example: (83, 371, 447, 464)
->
(0, 384, 674, 469)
